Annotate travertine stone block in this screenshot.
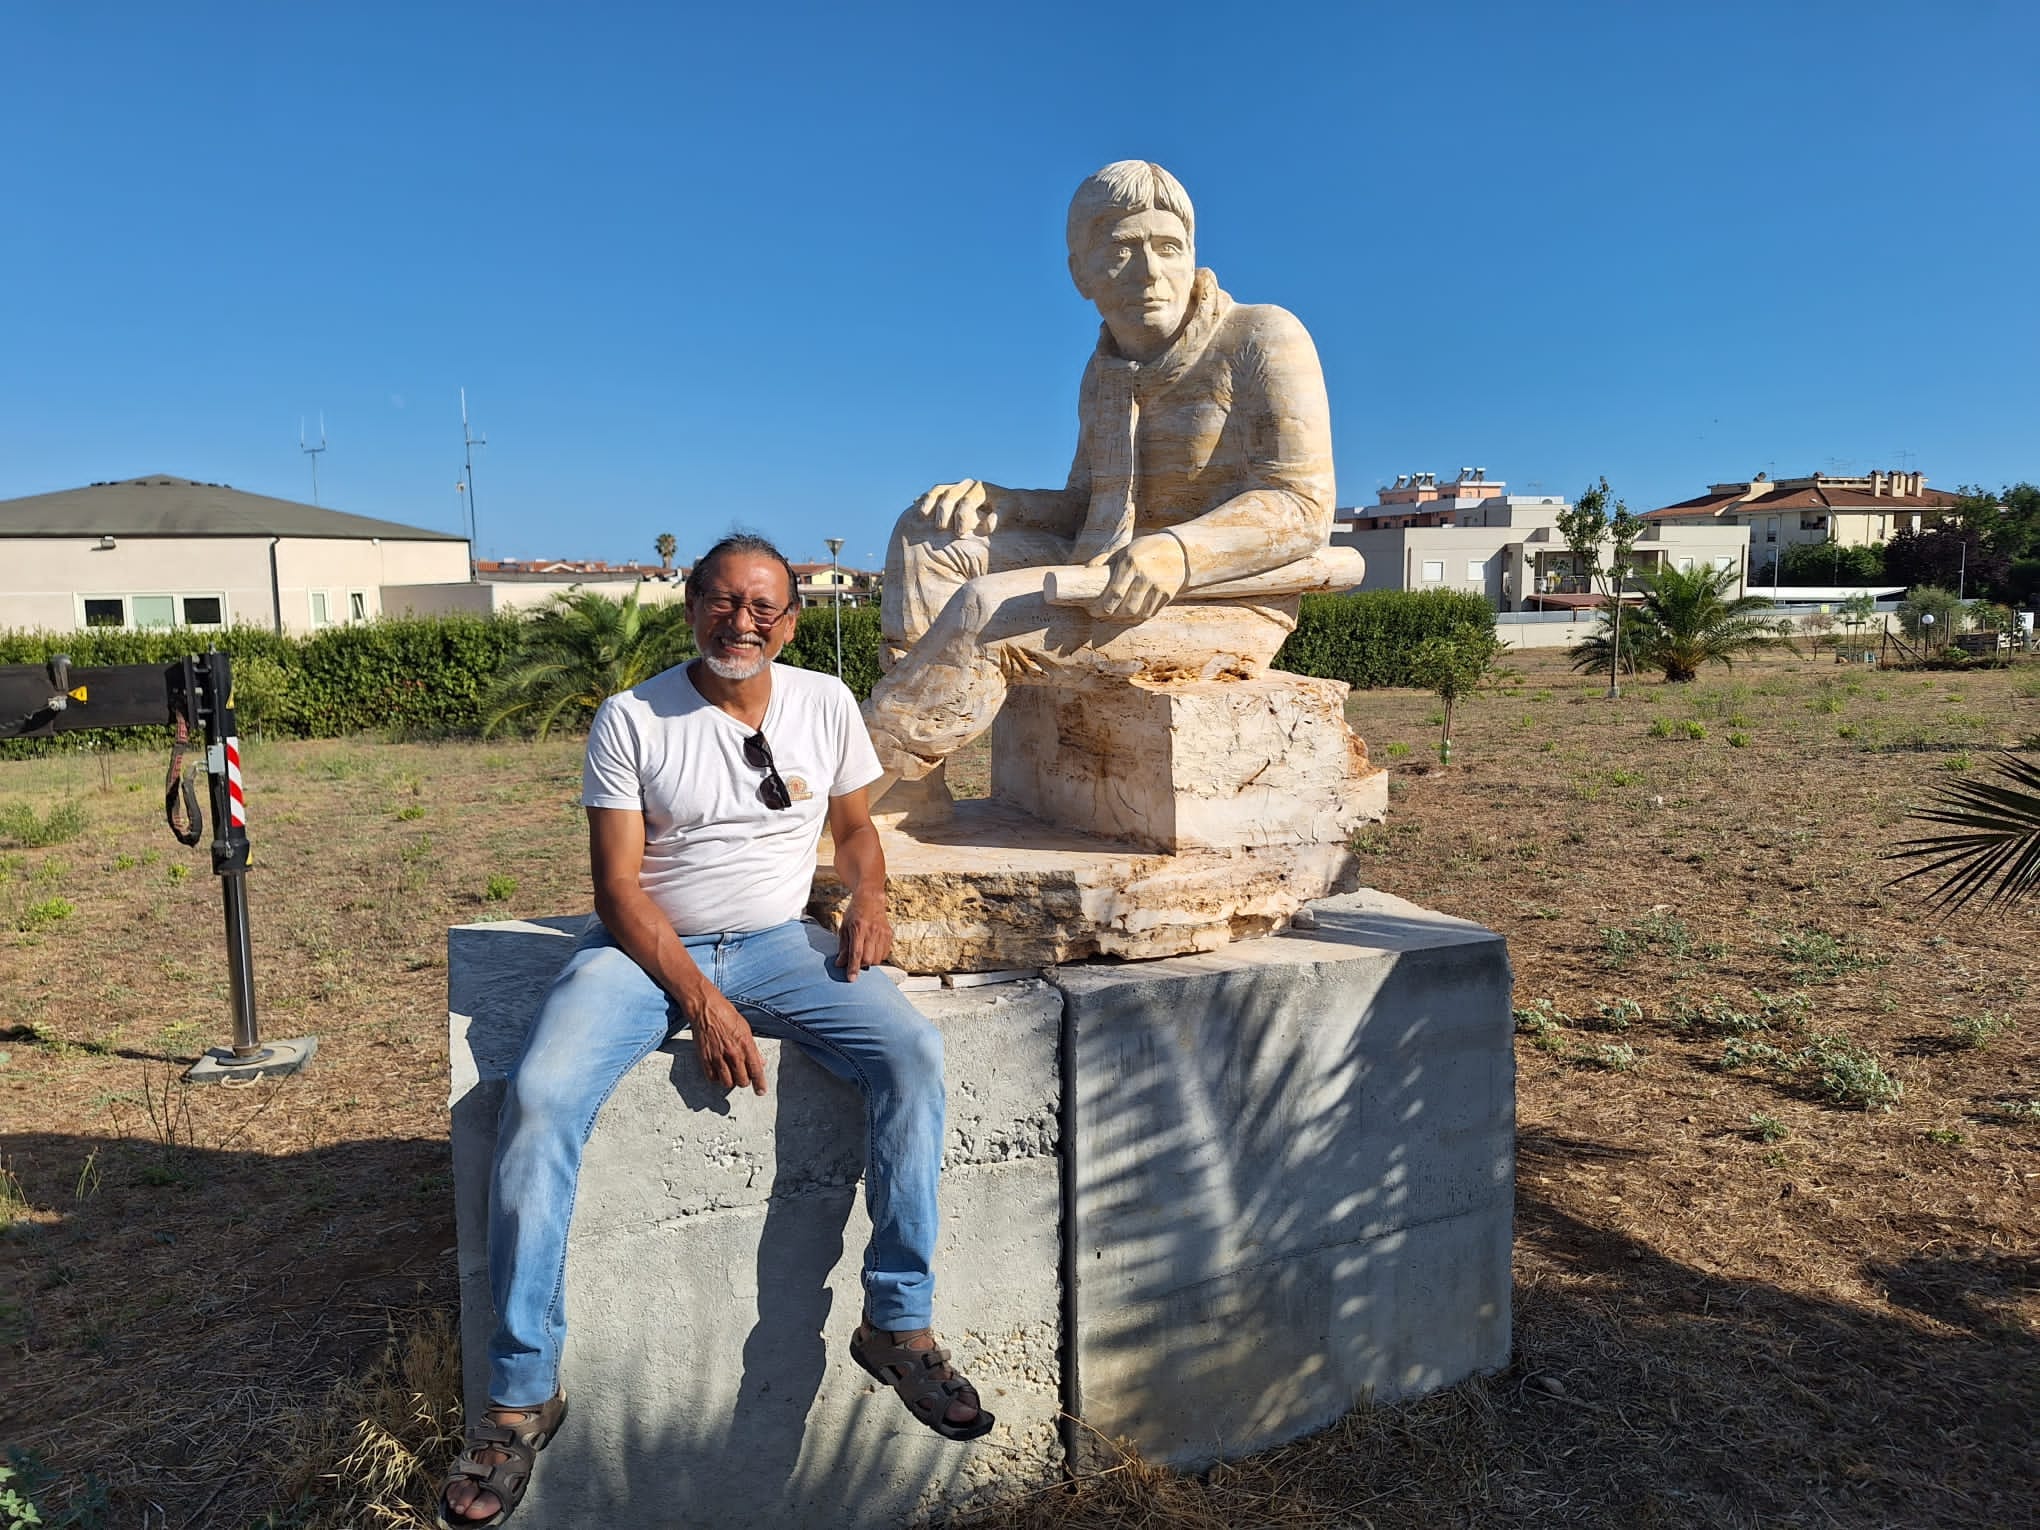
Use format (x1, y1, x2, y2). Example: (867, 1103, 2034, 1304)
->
(991, 673, 1385, 854)
(448, 921, 1062, 1529)
(814, 801, 1365, 975)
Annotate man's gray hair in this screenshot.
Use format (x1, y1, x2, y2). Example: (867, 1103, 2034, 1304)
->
(1066, 161, 1195, 257)
(689, 531, 799, 609)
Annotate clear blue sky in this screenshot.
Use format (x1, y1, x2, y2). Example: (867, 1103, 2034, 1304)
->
(3, 1, 2034, 571)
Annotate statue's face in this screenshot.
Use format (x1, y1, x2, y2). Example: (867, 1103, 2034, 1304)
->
(1071, 208, 1195, 353)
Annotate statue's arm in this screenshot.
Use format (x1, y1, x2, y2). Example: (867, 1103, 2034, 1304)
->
(1167, 307, 1334, 584)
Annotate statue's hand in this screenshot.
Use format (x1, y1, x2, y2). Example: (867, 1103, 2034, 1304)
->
(907, 479, 999, 539)
(1090, 533, 1191, 622)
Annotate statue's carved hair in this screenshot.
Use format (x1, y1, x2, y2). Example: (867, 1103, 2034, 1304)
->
(1066, 161, 1195, 257)
(689, 532, 799, 610)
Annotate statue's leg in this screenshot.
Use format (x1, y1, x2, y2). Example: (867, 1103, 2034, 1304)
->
(865, 568, 1085, 784)
(881, 515, 1072, 669)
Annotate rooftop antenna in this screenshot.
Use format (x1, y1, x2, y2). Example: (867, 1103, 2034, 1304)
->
(299, 413, 328, 506)
(460, 388, 486, 581)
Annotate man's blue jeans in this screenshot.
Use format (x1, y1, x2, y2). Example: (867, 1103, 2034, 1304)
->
(485, 918, 945, 1409)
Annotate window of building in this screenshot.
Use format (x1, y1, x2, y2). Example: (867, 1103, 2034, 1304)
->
(182, 596, 224, 626)
(131, 595, 176, 629)
(1765, 516, 1779, 544)
(1466, 560, 1485, 582)
(1714, 556, 1735, 572)
(1421, 560, 1445, 583)
(310, 591, 331, 628)
(1678, 557, 1695, 573)
(83, 597, 125, 627)
(348, 591, 368, 622)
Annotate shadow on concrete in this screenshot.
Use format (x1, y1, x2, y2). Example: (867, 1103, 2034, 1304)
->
(1056, 901, 1514, 1468)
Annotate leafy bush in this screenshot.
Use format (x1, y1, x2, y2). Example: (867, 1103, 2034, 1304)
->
(1275, 590, 1497, 690)
(1949, 1011, 2015, 1049)
(0, 802, 87, 847)
(0, 618, 521, 753)
(780, 604, 884, 700)
(17, 897, 75, 932)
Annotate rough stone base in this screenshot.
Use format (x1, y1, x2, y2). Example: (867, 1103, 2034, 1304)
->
(812, 801, 1366, 975)
(1057, 890, 1515, 1468)
(448, 919, 1063, 1529)
(992, 674, 1387, 853)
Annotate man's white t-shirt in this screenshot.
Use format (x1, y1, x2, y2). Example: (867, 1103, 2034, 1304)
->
(581, 661, 883, 936)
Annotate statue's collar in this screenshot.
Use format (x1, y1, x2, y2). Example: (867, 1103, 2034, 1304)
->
(1094, 268, 1230, 390)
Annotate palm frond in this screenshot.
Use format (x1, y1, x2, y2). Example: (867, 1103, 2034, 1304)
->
(1887, 752, 2040, 912)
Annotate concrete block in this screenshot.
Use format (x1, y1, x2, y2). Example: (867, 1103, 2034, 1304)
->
(449, 922, 1062, 1528)
(1053, 888, 1514, 1468)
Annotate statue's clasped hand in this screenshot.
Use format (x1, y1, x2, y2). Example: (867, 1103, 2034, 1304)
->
(1086, 533, 1191, 622)
(909, 479, 999, 540)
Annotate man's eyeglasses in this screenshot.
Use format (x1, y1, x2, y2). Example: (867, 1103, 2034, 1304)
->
(743, 731, 793, 811)
(698, 591, 795, 626)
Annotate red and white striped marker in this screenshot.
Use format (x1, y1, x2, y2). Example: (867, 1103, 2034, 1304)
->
(225, 735, 246, 828)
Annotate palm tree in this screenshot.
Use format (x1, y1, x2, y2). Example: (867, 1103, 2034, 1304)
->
(654, 532, 677, 571)
(482, 588, 694, 738)
(1570, 563, 1787, 683)
(1888, 752, 2040, 911)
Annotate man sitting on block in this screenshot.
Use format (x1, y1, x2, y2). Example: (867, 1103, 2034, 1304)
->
(440, 534, 990, 1529)
(864, 158, 1339, 812)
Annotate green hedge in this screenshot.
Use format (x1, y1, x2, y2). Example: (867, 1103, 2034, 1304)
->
(1, 617, 522, 754)
(782, 605, 883, 700)
(4, 587, 1494, 756)
(1274, 589, 1497, 689)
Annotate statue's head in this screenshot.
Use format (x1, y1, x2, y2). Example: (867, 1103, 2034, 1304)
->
(1066, 161, 1198, 359)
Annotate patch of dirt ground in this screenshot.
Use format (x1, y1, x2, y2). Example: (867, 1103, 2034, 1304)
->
(1, 652, 2036, 1527)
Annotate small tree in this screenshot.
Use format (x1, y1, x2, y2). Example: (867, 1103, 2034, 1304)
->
(1408, 625, 1507, 764)
(1558, 476, 1644, 698)
(655, 532, 678, 571)
(1897, 586, 1962, 649)
(1570, 563, 1784, 683)
(483, 588, 695, 738)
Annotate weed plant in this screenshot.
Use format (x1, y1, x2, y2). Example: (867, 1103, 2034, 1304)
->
(0, 801, 88, 848)
(1949, 1011, 2015, 1049)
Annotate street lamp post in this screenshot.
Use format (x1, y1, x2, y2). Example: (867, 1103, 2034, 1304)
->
(825, 537, 845, 679)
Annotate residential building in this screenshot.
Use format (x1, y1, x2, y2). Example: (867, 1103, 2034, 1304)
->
(1331, 469, 1750, 609)
(0, 474, 469, 635)
(792, 562, 878, 608)
(1644, 469, 1963, 572)
(384, 557, 685, 620)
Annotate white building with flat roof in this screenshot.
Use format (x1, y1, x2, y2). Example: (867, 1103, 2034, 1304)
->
(1333, 469, 1751, 609)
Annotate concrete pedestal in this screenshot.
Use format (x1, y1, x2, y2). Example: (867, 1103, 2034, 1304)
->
(447, 891, 1513, 1522)
(1057, 891, 1515, 1469)
(448, 919, 1063, 1529)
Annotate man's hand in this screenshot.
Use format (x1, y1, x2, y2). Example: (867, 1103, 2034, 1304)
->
(837, 889, 894, 980)
(908, 479, 999, 540)
(1088, 532, 1190, 621)
(683, 982, 769, 1096)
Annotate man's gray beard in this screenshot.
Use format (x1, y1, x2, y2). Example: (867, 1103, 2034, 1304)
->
(703, 649, 768, 681)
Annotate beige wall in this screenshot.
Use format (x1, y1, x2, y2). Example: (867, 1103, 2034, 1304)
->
(1334, 522, 1750, 606)
(380, 578, 685, 620)
(0, 535, 469, 634)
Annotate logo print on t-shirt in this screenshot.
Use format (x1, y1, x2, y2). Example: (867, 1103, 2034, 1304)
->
(783, 774, 812, 802)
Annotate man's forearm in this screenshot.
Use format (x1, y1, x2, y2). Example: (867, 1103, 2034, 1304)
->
(594, 881, 716, 1012)
(831, 820, 889, 908)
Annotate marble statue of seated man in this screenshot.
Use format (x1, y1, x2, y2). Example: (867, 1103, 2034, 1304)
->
(863, 159, 1338, 807)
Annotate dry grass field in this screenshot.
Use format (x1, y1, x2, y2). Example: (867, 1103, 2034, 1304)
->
(1, 650, 2036, 1528)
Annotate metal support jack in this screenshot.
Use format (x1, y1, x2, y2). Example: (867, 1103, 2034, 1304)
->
(1, 650, 316, 1084)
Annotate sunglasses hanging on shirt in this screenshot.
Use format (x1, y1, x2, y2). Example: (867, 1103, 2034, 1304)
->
(743, 731, 793, 811)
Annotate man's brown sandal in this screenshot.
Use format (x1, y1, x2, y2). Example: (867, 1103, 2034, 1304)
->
(851, 1320, 996, 1442)
(436, 1390, 568, 1529)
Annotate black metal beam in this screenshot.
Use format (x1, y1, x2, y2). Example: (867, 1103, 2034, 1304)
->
(0, 661, 178, 739)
